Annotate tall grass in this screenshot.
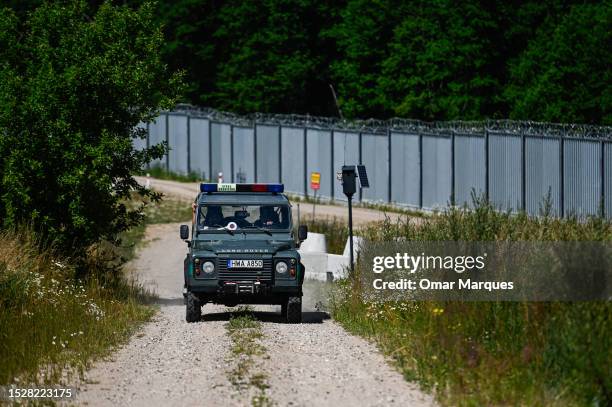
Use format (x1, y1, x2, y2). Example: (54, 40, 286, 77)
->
(330, 197, 611, 406)
(0, 228, 154, 385)
(139, 165, 204, 182)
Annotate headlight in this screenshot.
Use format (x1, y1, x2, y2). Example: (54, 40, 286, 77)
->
(275, 261, 288, 274)
(203, 261, 215, 274)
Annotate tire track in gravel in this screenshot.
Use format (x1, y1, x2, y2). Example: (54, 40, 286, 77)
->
(76, 222, 435, 406)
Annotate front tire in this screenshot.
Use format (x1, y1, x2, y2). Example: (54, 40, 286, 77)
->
(186, 292, 201, 323)
(285, 296, 302, 323)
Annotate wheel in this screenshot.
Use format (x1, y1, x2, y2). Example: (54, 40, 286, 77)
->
(281, 302, 287, 318)
(186, 292, 201, 323)
(285, 296, 302, 323)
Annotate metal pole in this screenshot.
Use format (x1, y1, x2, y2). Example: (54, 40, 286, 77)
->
(254, 123, 258, 182)
(165, 113, 170, 172)
(312, 189, 316, 219)
(451, 131, 456, 206)
(208, 120, 212, 182)
(419, 132, 423, 209)
(186, 115, 191, 174)
(560, 137, 565, 218)
(348, 196, 354, 274)
(230, 124, 234, 183)
(521, 133, 526, 211)
(600, 140, 605, 218)
(303, 127, 308, 197)
(485, 129, 489, 202)
(358, 132, 363, 202)
(387, 128, 392, 203)
(330, 129, 335, 200)
(278, 126, 282, 183)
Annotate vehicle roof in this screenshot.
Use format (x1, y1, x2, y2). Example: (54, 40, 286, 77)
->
(197, 193, 290, 205)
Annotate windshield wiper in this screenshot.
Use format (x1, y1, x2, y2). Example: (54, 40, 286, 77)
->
(246, 225, 272, 236)
(211, 224, 234, 235)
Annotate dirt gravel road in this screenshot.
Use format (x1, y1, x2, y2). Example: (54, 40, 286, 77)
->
(134, 176, 409, 226)
(76, 222, 434, 406)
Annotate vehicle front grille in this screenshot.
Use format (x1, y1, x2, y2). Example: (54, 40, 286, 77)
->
(217, 257, 273, 282)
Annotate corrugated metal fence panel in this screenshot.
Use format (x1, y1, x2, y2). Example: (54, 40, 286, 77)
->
(255, 125, 280, 182)
(361, 133, 389, 202)
(390, 132, 420, 207)
(189, 118, 209, 179)
(210, 122, 232, 182)
(133, 122, 147, 152)
(564, 139, 601, 217)
(605, 142, 612, 219)
(148, 115, 167, 169)
(333, 131, 360, 201)
(233, 126, 255, 183)
(525, 136, 561, 216)
(454, 134, 485, 207)
(422, 134, 452, 209)
(488, 133, 522, 211)
(168, 114, 188, 174)
(281, 127, 305, 195)
(306, 129, 332, 198)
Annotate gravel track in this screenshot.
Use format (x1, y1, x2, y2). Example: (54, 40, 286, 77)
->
(76, 223, 435, 406)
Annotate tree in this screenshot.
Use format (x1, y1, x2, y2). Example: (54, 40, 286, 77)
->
(0, 1, 182, 255)
(506, 3, 612, 124)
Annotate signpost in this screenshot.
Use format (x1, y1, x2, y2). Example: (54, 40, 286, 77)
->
(310, 171, 321, 219)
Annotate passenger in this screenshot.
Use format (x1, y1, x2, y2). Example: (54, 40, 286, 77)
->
(256, 206, 279, 228)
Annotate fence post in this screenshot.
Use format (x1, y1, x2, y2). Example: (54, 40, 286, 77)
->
(388, 128, 392, 203)
(145, 122, 150, 170)
(230, 124, 234, 183)
(208, 120, 212, 182)
(485, 129, 489, 202)
(165, 113, 170, 172)
(358, 131, 363, 202)
(254, 122, 258, 182)
(187, 115, 191, 174)
(330, 129, 335, 200)
(450, 131, 456, 206)
(601, 140, 605, 218)
(521, 132, 526, 212)
(303, 127, 308, 197)
(419, 132, 423, 209)
(559, 137, 564, 218)
(278, 126, 282, 183)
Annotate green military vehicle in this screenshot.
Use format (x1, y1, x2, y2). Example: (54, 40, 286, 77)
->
(180, 183, 308, 323)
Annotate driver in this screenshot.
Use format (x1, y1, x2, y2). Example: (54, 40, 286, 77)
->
(202, 205, 224, 227)
(256, 206, 279, 227)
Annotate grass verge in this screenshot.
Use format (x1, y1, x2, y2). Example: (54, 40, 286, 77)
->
(0, 195, 193, 386)
(329, 198, 611, 406)
(0, 228, 154, 385)
(225, 307, 273, 407)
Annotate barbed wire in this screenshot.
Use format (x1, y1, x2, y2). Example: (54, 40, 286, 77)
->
(173, 104, 612, 140)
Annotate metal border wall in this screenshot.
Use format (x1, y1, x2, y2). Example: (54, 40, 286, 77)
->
(142, 107, 612, 219)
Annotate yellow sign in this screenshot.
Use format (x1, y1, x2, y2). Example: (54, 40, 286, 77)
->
(310, 172, 321, 190)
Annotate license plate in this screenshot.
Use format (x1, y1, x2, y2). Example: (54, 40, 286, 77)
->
(227, 259, 263, 269)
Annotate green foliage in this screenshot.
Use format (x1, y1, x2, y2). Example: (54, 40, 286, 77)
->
(0, 1, 182, 256)
(331, 199, 612, 405)
(506, 3, 612, 124)
(0, 227, 154, 384)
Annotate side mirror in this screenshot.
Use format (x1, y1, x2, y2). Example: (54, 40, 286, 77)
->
(179, 224, 189, 240)
(298, 225, 308, 241)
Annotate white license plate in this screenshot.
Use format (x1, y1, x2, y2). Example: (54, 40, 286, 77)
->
(227, 259, 263, 269)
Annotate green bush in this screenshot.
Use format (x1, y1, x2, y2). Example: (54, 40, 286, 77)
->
(0, 1, 182, 258)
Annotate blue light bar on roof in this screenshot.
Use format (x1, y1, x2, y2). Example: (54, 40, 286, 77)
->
(200, 183, 284, 193)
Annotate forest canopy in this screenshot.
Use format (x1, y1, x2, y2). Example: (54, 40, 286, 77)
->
(6, 1, 611, 124)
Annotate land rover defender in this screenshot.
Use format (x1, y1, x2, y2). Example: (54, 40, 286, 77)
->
(180, 183, 308, 323)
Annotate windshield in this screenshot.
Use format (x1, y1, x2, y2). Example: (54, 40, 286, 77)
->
(197, 204, 291, 231)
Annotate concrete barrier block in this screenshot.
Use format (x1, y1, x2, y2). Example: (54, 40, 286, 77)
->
(343, 236, 365, 259)
(300, 232, 327, 253)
